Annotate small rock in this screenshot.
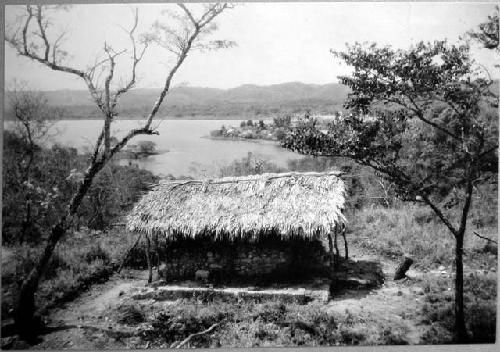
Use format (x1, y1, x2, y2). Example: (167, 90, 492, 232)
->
(438, 265, 445, 271)
(413, 287, 424, 295)
(119, 290, 125, 297)
(397, 290, 403, 296)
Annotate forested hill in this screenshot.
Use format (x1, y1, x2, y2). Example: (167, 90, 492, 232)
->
(8, 82, 351, 120)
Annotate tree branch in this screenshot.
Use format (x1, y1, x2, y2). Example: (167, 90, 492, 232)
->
(404, 95, 463, 141)
(473, 231, 498, 244)
(170, 321, 224, 348)
(22, 5, 34, 55)
(111, 8, 149, 109)
(35, 5, 50, 61)
(420, 194, 458, 236)
(178, 3, 198, 29)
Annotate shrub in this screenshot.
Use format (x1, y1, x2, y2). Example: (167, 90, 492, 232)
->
(273, 115, 292, 128)
(420, 273, 496, 343)
(275, 128, 286, 141)
(116, 303, 146, 325)
(137, 140, 156, 154)
(83, 244, 110, 264)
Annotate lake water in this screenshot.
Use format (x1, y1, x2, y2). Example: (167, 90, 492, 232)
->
(6, 119, 302, 178)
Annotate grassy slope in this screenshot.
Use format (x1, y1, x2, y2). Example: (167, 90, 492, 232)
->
(1, 228, 138, 321)
(346, 195, 497, 343)
(348, 204, 497, 270)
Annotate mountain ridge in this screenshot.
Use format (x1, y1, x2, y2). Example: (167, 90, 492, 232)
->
(39, 82, 349, 105)
(6, 82, 350, 119)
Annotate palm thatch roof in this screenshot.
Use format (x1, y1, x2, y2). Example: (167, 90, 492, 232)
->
(127, 171, 347, 239)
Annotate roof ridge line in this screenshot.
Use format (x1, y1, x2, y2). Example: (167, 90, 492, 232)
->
(159, 171, 344, 185)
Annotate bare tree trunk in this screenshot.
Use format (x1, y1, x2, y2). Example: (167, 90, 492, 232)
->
(453, 178, 474, 342)
(14, 221, 66, 340)
(454, 232, 468, 342)
(20, 202, 32, 243)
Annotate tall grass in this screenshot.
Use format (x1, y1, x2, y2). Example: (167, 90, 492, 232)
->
(1, 228, 138, 319)
(348, 201, 497, 269)
(347, 192, 497, 344)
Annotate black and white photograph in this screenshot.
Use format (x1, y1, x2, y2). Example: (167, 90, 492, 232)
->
(1, 0, 498, 349)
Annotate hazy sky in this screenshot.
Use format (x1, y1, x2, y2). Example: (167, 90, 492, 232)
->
(4, 2, 499, 90)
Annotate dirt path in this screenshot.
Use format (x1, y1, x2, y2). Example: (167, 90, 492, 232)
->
(326, 248, 432, 344)
(32, 270, 151, 349)
(29, 245, 441, 349)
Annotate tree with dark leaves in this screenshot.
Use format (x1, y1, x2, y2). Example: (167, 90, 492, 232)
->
(283, 38, 497, 342)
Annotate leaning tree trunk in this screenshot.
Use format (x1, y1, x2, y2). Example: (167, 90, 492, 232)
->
(14, 221, 66, 340)
(454, 232, 468, 342)
(14, 166, 99, 340)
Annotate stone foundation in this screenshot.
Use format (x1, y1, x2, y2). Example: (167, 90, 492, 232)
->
(158, 233, 331, 282)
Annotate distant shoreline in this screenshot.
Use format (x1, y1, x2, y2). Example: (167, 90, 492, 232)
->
(3, 116, 275, 122)
(201, 135, 280, 145)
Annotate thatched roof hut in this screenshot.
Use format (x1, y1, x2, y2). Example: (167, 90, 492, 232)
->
(127, 171, 347, 240)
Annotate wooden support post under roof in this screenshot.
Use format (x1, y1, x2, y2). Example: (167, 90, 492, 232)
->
(333, 226, 340, 270)
(340, 223, 349, 261)
(145, 234, 152, 284)
(154, 232, 160, 281)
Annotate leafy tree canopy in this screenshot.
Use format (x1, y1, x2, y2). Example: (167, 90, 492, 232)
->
(283, 40, 498, 234)
(467, 6, 499, 50)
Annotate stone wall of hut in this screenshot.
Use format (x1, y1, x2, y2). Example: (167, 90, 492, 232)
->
(156, 233, 331, 283)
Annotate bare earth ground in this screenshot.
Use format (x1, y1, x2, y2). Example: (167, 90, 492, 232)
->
(25, 242, 451, 349)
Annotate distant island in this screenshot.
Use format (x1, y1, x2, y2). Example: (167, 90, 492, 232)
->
(208, 114, 339, 143)
(209, 116, 291, 142)
(3, 82, 350, 120)
(114, 140, 167, 160)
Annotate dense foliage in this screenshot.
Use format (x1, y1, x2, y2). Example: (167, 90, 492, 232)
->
(2, 131, 158, 245)
(282, 37, 498, 341)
